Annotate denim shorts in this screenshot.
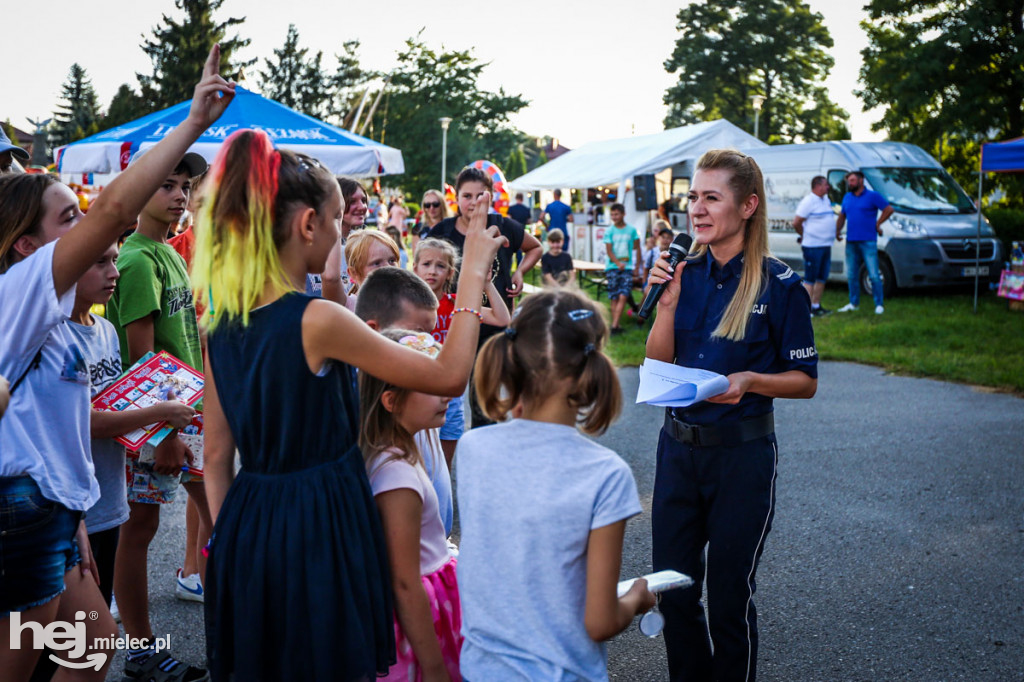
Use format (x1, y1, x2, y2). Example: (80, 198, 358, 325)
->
(0, 476, 82, 616)
(439, 395, 465, 442)
(606, 269, 634, 300)
(802, 246, 832, 284)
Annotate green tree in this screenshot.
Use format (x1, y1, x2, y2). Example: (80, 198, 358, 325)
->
(858, 0, 1024, 202)
(379, 36, 529, 195)
(505, 144, 528, 180)
(663, 0, 849, 143)
(102, 84, 149, 130)
(258, 24, 334, 119)
(137, 0, 253, 112)
(51, 64, 102, 147)
(3, 120, 17, 144)
(331, 40, 377, 126)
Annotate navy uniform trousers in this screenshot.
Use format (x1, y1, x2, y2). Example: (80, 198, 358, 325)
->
(652, 427, 779, 682)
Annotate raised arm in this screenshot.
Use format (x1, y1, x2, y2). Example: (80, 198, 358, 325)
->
(52, 45, 234, 297)
(305, 193, 505, 397)
(320, 239, 348, 306)
(481, 278, 511, 327)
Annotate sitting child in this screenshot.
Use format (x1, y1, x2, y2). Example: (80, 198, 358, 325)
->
(541, 228, 576, 286)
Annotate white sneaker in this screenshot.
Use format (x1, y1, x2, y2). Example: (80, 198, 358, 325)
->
(110, 596, 120, 623)
(175, 568, 204, 603)
(875, 305, 885, 314)
(838, 303, 858, 312)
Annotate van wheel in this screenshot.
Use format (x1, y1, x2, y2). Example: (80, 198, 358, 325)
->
(860, 256, 895, 299)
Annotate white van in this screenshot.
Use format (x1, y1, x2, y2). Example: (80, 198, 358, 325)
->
(664, 142, 1002, 297)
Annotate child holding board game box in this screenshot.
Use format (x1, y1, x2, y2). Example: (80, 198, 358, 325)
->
(68, 241, 196, 607)
(29, 242, 198, 682)
(455, 289, 656, 681)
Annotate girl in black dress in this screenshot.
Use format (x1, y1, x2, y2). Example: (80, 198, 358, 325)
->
(192, 131, 504, 681)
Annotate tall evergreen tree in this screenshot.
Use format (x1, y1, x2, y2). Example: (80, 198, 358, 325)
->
(331, 40, 377, 126)
(137, 0, 253, 112)
(858, 0, 1024, 200)
(103, 84, 148, 130)
(662, 0, 849, 143)
(505, 145, 528, 181)
(51, 63, 102, 147)
(259, 25, 331, 118)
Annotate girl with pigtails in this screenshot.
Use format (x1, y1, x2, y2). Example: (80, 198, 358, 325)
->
(191, 130, 504, 681)
(454, 288, 656, 681)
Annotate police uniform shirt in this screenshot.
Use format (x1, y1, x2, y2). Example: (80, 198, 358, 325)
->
(672, 251, 818, 425)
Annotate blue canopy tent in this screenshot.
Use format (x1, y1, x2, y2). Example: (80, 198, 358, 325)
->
(973, 137, 1024, 310)
(55, 86, 404, 177)
(981, 137, 1024, 173)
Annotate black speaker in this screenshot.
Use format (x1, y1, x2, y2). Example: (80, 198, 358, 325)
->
(633, 174, 658, 211)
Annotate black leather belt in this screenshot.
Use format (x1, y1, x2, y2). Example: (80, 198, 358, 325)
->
(663, 410, 774, 447)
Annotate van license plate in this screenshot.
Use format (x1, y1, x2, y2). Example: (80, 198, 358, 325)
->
(962, 266, 989, 276)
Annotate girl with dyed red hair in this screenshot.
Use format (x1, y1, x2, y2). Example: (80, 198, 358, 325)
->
(192, 129, 504, 681)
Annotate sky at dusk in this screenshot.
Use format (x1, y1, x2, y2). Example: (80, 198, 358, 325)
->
(7, 0, 884, 149)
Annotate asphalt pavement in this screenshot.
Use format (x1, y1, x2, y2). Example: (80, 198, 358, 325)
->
(116, 361, 1024, 681)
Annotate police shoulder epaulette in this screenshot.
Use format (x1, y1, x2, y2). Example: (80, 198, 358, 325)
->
(775, 266, 796, 281)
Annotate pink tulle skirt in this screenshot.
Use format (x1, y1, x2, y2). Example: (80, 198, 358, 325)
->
(381, 556, 463, 681)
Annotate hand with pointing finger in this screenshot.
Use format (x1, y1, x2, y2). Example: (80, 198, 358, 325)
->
(187, 44, 237, 131)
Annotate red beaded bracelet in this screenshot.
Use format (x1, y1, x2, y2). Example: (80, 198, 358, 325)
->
(453, 307, 483, 320)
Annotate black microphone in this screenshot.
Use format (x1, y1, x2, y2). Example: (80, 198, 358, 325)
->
(637, 232, 693, 321)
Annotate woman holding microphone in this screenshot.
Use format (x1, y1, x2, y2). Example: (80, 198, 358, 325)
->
(645, 149, 817, 682)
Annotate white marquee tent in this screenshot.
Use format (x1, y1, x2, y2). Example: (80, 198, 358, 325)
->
(508, 119, 766, 191)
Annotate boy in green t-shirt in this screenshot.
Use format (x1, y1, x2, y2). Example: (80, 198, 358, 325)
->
(602, 203, 642, 334)
(105, 150, 210, 680)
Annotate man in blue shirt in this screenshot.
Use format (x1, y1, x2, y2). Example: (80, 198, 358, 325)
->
(543, 189, 574, 253)
(836, 171, 894, 314)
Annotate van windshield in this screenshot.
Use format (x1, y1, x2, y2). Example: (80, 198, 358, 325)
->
(862, 167, 975, 214)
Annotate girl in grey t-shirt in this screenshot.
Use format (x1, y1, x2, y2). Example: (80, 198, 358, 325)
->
(456, 289, 656, 681)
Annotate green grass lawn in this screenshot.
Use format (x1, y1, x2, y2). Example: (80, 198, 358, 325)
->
(523, 269, 1024, 394)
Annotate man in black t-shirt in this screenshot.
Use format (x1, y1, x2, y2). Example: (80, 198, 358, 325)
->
(507, 192, 531, 226)
(507, 193, 532, 269)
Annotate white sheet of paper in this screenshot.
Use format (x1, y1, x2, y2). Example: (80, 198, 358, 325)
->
(636, 358, 730, 407)
(617, 570, 695, 598)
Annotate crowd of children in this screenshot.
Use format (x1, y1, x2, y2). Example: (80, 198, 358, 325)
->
(0, 47, 691, 682)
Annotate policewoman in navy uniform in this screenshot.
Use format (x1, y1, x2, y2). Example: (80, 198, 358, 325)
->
(646, 149, 818, 682)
